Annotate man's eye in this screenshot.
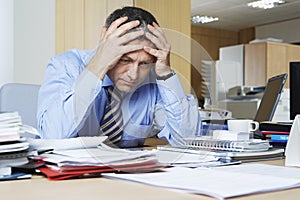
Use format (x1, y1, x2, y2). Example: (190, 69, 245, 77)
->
(119, 59, 130, 64)
(139, 62, 153, 69)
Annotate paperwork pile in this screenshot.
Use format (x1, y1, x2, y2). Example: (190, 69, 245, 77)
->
(156, 136, 284, 163)
(0, 112, 30, 178)
(0, 112, 23, 142)
(31, 137, 163, 180)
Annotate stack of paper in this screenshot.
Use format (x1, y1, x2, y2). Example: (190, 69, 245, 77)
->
(0, 112, 30, 178)
(0, 112, 22, 142)
(151, 149, 228, 167)
(38, 146, 163, 180)
(157, 145, 284, 162)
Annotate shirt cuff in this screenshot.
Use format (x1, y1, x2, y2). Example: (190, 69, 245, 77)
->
(75, 69, 102, 102)
(156, 74, 186, 105)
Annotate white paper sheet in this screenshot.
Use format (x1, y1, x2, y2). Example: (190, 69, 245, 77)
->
(152, 149, 219, 164)
(103, 164, 300, 200)
(41, 147, 156, 167)
(27, 136, 107, 151)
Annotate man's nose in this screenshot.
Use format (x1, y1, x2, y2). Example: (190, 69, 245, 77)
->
(127, 64, 139, 81)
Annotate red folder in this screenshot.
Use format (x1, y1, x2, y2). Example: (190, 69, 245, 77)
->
(39, 163, 164, 180)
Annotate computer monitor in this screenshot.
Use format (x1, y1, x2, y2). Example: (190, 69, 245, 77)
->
(254, 73, 287, 122)
(290, 62, 300, 120)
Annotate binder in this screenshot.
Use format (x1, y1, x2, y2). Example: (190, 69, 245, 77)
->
(260, 122, 292, 132)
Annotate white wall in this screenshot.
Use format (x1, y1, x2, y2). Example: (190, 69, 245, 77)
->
(14, 0, 55, 85)
(256, 18, 300, 43)
(0, 0, 14, 87)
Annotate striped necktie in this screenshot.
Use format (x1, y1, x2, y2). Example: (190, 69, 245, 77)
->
(100, 87, 123, 144)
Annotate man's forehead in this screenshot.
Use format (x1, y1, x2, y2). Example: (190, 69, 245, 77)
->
(122, 49, 156, 62)
(127, 38, 155, 48)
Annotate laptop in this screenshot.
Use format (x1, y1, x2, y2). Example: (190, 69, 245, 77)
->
(253, 73, 288, 139)
(201, 73, 288, 137)
(254, 73, 287, 122)
(204, 73, 287, 122)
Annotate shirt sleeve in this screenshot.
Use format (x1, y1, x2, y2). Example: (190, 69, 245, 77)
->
(154, 74, 202, 146)
(37, 54, 102, 139)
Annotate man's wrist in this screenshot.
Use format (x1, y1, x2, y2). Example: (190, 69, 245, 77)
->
(156, 70, 176, 81)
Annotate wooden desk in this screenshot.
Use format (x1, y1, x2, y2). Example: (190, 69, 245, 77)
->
(2, 153, 300, 200)
(1, 174, 200, 200)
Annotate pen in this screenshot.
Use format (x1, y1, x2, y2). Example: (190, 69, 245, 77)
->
(37, 148, 54, 155)
(0, 173, 32, 181)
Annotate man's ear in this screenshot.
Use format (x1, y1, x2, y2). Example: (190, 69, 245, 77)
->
(100, 26, 107, 40)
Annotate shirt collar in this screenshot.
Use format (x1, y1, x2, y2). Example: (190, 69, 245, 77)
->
(102, 75, 114, 87)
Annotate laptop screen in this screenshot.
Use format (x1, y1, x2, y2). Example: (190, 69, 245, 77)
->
(254, 73, 287, 122)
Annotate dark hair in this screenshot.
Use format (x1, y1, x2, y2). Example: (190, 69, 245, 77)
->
(105, 6, 158, 30)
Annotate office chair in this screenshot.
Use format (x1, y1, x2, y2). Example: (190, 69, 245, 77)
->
(0, 83, 40, 129)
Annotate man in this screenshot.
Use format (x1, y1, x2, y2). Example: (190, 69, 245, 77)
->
(37, 6, 201, 147)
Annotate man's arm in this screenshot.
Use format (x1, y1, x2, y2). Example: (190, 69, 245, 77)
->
(154, 74, 202, 146)
(37, 51, 102, 138)
(144, 22, 201, 145)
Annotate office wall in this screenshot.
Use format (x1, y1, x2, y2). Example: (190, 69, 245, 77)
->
(0, 0, 14, 87)
(55, 0, 133, 54)
(14, 0, 55, 85)
(191, 25, 240, 61)
(256, 18, 300, 43)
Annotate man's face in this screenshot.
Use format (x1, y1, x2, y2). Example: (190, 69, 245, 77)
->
(107, 40, 156, 92)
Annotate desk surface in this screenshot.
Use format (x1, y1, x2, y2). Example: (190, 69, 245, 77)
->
(2, 159, 300, 200)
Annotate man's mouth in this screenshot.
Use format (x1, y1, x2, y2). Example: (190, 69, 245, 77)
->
(120, 79, 136, 86)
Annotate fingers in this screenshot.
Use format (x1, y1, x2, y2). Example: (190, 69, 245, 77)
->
(104, 17, 141, 40)
(143, 22, 171, 69)
(151, 22, 165, 38)
(143, 46, 166, 59)
(143, 46, 157, 56)
(105, 16, 128, 37)
(118, 30, 144, 45)
(113, 20, 140, 37)
(146, 23, 170, 51)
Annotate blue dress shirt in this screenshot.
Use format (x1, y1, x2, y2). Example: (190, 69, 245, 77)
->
(37, 49, 202, 147)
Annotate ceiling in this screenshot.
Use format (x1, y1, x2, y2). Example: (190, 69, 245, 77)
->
(191, 0, 300, 31)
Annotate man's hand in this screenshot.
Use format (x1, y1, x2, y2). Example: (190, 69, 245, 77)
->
(87, 16, 145, 80)
(144, 22, 172, 77)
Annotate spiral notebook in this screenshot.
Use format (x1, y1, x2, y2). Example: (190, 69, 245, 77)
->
(184, 137, 271, 152)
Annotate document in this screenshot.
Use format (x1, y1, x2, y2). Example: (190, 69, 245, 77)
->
(151, 149, 241, 167)
(152, 149, 219, 165)
(103, 164, 300, 200)
(27, 136, 107, 151)
(44, 148, 156, 166)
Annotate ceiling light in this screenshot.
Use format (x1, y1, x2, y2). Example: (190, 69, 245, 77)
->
(191, 15, 219, 24)
(247, 0, 286, 9)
